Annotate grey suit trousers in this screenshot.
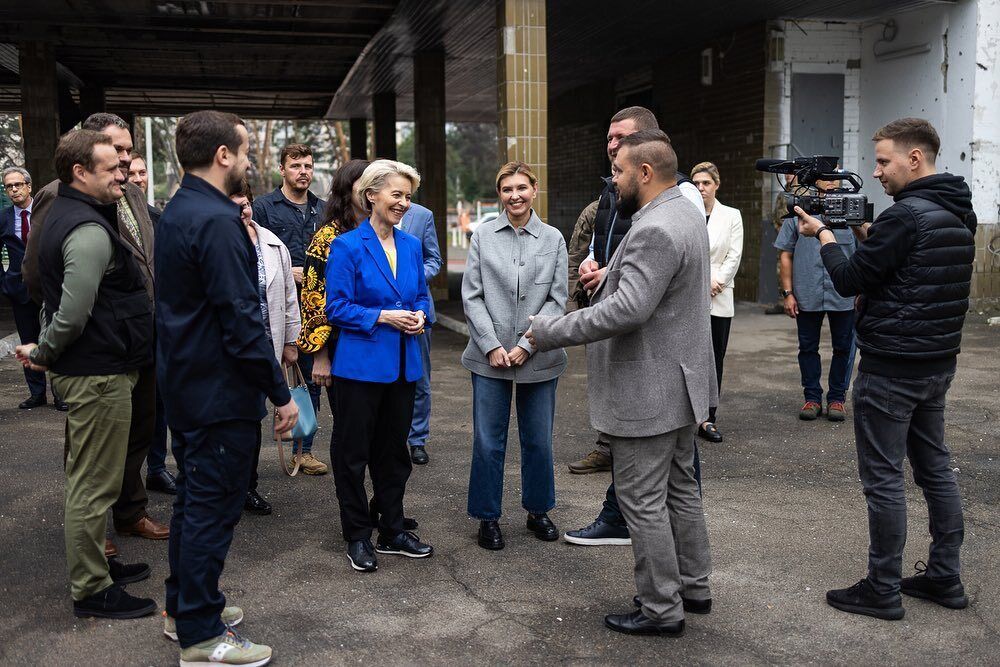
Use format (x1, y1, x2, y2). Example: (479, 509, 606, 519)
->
(610, 425, 712, 622)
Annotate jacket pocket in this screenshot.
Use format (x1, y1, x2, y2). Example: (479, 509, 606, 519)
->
(111, 292, 153, 362)
(531, 348, 567, 371)
(534, 251, 555, 284)
(608, 360, 664, 421)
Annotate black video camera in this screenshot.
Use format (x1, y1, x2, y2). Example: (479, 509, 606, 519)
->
(755, 155, 873, 229)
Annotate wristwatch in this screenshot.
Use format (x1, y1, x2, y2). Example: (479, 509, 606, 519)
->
(779, 288, 792, 298)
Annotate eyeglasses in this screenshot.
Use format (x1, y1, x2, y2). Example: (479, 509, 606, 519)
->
(3, 182, 27, 191)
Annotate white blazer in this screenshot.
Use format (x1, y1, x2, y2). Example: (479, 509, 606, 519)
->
(251, 221, 302, 361)
(706, 200, 744, 318)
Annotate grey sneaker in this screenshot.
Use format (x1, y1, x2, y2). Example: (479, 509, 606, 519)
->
(164, 606, 244, 641)
(179, 629, 271, 667)
(568, 449, 612, 474)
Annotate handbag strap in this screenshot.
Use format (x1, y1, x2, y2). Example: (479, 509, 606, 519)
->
(276, 360, 306, 477)
(284, 360, 307, 388)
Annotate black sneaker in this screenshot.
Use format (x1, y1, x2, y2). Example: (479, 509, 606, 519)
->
(107, 558, 151, 584)
(347, 539, 378, 572)
(563, 519, 631, 546)
(73, 583, 157, 619)
(900, 561, 968, 609)
(826, 579, 904, 620)
(244, 489, 272, 515)
(375, 531, 433, 558)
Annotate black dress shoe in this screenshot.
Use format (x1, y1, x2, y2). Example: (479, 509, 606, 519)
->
(146, 469, 177, 495)
(410, 446, 429, 465)
(478, 520, 505, 550)
(54, 399, 69, 412)
(18, 394, 46, 410)
(375, 531, 433, 558)
(347, 539, 378, 572)
(526, 513, 559, 541)
(826, 578, 904, 620)
(107, 558, 152, 584)
(604, 609, 685, 636)
(244, 489, 272, 515)
(697, 422, 723, 443)
(72, 583, 157, 619)
(633, 595, 712, 614)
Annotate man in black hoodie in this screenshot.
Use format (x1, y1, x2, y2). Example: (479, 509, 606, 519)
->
(796, 117, 976, 621)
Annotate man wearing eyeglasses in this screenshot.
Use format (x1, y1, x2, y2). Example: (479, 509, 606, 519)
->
(1, 167, 64, 410)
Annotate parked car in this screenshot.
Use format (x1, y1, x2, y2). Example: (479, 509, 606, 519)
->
(466, 211, 499, 239)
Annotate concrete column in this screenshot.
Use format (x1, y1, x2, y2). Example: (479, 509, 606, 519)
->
(496, 0, 547, 221)
(18, 41, 59, 185)
(79, 84, 106, 120)
(349, 117, 368, 159)
(413, 50, 448, 298)
(372, 91, 397, 160)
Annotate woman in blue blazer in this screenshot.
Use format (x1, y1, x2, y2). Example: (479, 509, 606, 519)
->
(325, 159, 433, 573)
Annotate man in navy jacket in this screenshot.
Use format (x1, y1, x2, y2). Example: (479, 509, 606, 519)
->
(156, 110, 297, 665)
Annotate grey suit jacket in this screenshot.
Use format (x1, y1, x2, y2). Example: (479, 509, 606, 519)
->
(531, 186, 717, 438)
(461, 210, 568, 382)
(23, 179, 154, 304)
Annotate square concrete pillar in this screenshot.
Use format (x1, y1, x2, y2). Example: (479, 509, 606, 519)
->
(413, 50, 448, 297)
(349, 117, 368, 159)
(18, 41, 59, 185)
(373, 91, 397, 160)
(496, 0, 547, 222)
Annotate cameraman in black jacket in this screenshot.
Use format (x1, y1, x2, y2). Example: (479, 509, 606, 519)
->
(796, 117, 976, 621)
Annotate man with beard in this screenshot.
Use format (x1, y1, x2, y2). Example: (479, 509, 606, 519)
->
(253, 143, 328, 475)
(157, 110, 298, 666)
(15, 129, 157, 619)
(528, 130, 714, 636)
(24, 113, 169, 550)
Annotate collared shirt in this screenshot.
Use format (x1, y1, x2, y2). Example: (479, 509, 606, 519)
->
(118, 198, 143, 249)
(774, 217, 857, 312)
(13, 199, 33, 239)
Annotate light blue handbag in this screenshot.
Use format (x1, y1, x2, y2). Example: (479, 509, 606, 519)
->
(275, 363, 318, 476)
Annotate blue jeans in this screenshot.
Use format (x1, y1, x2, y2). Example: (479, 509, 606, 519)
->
(294, 352, 322, 454)
(598, 442, 702, 527)
(408, 328, 432, 447)
(796, 309, 856, 404)
(468, 374, 557, 520)
(165, 419, 256, 647)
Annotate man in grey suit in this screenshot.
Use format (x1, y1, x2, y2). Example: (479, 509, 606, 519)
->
(527, 130, 715, 637)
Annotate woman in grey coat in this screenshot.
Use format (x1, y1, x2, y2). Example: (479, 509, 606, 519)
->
(461, 161, 568, 551)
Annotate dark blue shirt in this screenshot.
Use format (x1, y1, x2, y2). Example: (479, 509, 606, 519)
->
(155, 174, 290, 431)
(251, 187, 325, 267)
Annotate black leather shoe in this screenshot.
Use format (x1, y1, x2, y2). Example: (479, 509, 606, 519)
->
(244, 490, 272, 515)
(604, 609, 685, 636)
(347, 539, 378, 572)
(54, 399, 69, 412)
(107, 558, 151, 584)
(410, 446, 429, 465)
(375, 531, 433, 558)
(526, 513, 559, 541)
(73, 583, 157, 619)
(18, 394, 46, 410)
(146, 469, 177, 495)
(368, 498, 418, 530)
(826, 578, 904, 620)
(697, 422, 723, 443)
(633, 595, 712, 614)
(478, 520, 505, 550)
(900, 561, 968, 609)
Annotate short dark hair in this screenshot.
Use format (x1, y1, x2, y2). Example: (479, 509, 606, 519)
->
(81, 112, 129, 132)
(236, 177, 254, 203)
(55, 129, 113, 184)
(280, 143, 313, 167)
(610, 106, 659, 132)
(128, 151, 145, 164)
(872, 117, 940, 162)
(322, 159, 370, 235)
(618, 129, 678, 176)
(176, 110, 245, 171)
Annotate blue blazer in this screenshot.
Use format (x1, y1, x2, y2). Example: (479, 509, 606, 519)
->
(325, 219, 431, 383)
(0, 205, 30, 304)
(398, 202, 441, 324)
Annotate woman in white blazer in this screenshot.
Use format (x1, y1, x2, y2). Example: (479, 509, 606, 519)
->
(232, 180, 301, 516)
(691, 162, 743, 443)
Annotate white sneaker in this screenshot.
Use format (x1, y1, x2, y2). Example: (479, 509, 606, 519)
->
(178, 629, 271, 667)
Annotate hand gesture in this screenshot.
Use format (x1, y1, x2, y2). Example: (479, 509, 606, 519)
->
(403, 310, 426, 335)
(710, 279, 724, 298)
(274, 399, 300, 437)
(14, 344, 47, 373)
(508, 346, 529, 367)
(578, 258, 599, 276)
(580, 266, 606, 292)
(379, 309, 419, 332)
(487, 346, 511, 369)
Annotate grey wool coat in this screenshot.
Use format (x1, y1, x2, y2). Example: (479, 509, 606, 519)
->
(530, 186, 717, 438)
(461, 210, 568, 382)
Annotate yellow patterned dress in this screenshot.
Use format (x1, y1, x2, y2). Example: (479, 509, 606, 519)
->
(297, 225, 339, 353)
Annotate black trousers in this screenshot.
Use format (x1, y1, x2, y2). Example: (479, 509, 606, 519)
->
(249, 421, 263, 492)
(333, 377, 415, 542)
(10, 299, 47, 397)
(113, 363, 155, 527)
(707, 315, 732, 423)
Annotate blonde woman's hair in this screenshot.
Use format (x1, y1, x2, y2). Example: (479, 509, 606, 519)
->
(357, 159, 421, 212)
(495, 160, 538, 192)
(690, 161, 720, 185)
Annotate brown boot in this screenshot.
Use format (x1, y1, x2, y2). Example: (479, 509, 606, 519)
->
(297, 453, 329, 475)
(568, 449, 612, 474)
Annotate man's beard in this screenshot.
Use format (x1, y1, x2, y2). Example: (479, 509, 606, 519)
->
(226, 167, 245, 196)
(616, 178, 640, 219)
